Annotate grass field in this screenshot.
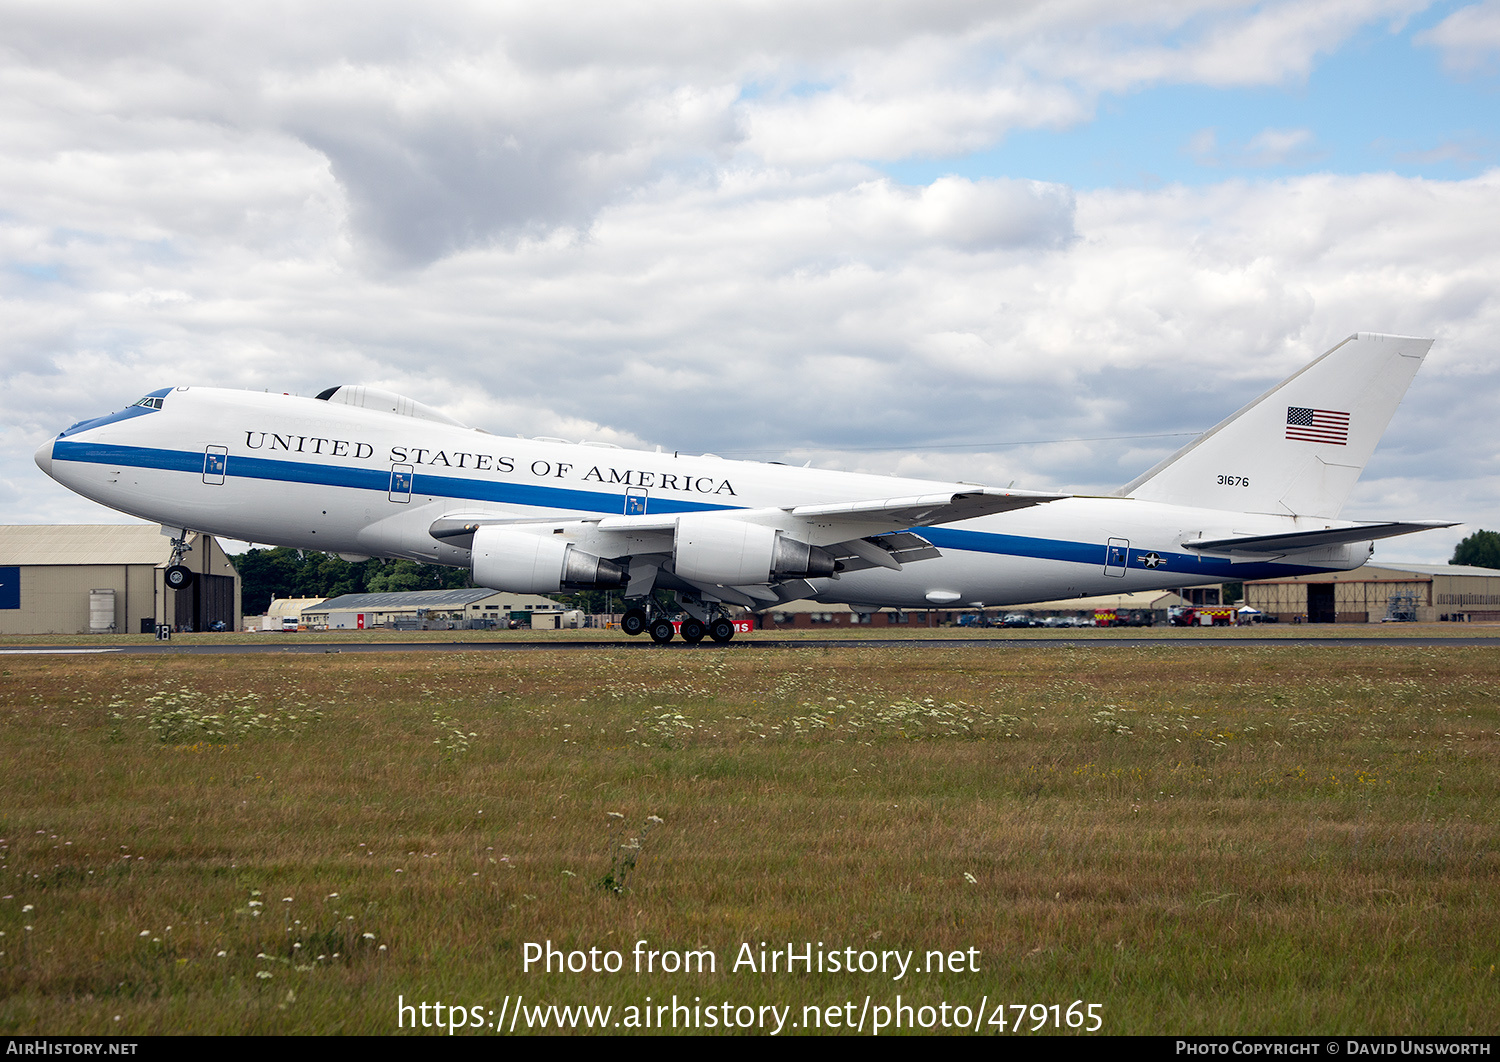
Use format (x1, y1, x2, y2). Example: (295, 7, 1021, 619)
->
(3, 621, 1500, 648)
(1, 642, 1496, 1035)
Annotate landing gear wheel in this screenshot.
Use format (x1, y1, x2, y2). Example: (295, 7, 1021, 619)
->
(648, 618, 676, 644)
(679, 618, 705, 644)
(164, 565, 194, 591)
(709, 618, 736, 643)
(621, 607, 648, 636)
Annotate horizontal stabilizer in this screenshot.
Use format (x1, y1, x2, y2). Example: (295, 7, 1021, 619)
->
(1184, 521, 1455, 555)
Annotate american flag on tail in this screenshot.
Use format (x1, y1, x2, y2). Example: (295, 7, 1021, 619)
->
(1285, 406, 1349, 445)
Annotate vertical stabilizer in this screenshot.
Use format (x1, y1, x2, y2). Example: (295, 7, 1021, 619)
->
(1118, 333, 1431, 518)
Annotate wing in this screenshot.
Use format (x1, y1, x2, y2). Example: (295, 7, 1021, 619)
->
(587, 486, 1065, 540)
(430, 487, 1067, 606)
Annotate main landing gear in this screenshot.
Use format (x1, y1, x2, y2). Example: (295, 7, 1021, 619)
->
(620, 599, 739, 645)
(621, 607, 649, 637)
(621, 606, 678, 643)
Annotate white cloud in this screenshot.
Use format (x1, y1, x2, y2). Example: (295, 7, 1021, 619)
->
(1417, 0, 1500, 73)
(11, 163, 1499, 509)
(3, 2, 1497, 567)
(1187, 127, 1319, 168)
(1241, 128, 1317, 166)
(0, 1, 1427, 260)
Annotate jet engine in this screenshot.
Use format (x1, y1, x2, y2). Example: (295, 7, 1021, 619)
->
(673, 515, 837, 585)
(470, 526, 626, 593)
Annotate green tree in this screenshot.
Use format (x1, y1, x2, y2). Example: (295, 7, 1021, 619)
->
(1452, 530, 1500, 569)
(365, 559, 426, 594)
(233, 546, 305, 614)
(230, 549, 476, 613)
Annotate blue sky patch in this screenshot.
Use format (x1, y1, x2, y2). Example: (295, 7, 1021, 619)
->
(877, 5, 1500, 190)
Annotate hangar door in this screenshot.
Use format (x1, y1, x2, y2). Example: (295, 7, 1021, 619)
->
(174, 573, 235, 631)
(1306, 583, 1336, 624)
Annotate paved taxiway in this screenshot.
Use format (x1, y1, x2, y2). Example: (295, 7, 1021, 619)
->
(4, 635, 1497, 654)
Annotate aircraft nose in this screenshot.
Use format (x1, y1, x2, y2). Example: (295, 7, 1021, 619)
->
(34, 437, 54, 477)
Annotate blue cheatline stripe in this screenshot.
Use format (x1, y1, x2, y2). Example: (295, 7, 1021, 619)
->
(51, 441, 743, 518)
(921, 528, 1326, 581)
(55, 440, 199, 472)
(52, 440, 1329, 580)
(922, 527, 1099, 566)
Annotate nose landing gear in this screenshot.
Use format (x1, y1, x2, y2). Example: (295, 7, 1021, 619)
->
(163, 530, 196, 590)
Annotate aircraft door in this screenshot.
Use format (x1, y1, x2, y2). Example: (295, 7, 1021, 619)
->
(202, 445, 227, 485)
(624, 487, 648, 515)
(1104, 537, 1129, 577)
(389, 464, 414, 503)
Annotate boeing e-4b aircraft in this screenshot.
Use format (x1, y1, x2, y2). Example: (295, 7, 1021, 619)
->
(35, 333, 1451, 643)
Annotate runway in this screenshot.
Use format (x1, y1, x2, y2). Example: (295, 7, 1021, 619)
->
(5, 635, 1497, 654)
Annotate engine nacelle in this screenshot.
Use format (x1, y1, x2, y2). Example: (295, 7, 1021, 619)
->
(470, 526, 626, 593)
(674, 515, 837, 585)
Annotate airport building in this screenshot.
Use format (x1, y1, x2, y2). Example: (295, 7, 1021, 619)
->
(299, 588, 568, 630)
(1242, 563, 1500, 623)
(260, 597, 327, 630)
(0, 524, 241, 635)
(757, 588, 1213, 628)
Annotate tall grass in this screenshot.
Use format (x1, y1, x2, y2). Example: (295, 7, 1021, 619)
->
(0, 645, 1495, 1034)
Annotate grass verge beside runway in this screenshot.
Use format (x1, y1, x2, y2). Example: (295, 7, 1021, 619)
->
(0, 643, 1496, 1035)
(2, 621, 1499, 648)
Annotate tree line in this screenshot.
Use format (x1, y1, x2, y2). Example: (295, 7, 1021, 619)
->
(230, 547, 614, 616)
(231, 548, 478, 615)
(1452, 530, 1500, 570)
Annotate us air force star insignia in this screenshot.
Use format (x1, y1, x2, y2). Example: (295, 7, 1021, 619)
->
(1141, 552, 1163, 569)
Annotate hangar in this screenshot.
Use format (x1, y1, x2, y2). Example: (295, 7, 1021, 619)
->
(1242, 563, 1500, 623)
(757, 587, 1219, 628)
(0, 524, 241, 635)
(300, 588, 568, 630)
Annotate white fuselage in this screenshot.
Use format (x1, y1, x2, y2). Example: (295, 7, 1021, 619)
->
(37, 386, 1372, 608)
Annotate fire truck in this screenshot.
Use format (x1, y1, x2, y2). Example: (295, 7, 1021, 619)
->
(1167, 605, 1238, 627)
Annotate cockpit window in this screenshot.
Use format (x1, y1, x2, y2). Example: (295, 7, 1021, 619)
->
(132, 396, 165, 409)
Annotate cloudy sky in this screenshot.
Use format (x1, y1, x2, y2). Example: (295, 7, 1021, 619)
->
(5, 0, 1498, 562)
